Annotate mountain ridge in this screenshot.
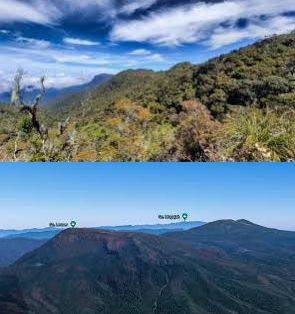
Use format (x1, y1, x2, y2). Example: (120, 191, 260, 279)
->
(1, 224, 295, 313)
(0, 221, 206, 239)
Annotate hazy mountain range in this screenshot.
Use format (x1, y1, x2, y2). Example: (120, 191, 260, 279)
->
(0, 221, 205, 239)
(0, 221, 206, 266)
(0, 74, 113, 105)
(0, 238, 47, 267)
(0, 219, 295, 313)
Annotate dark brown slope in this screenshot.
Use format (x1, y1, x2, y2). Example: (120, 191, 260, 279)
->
(0, 238, 47, 267)
(0, 228, 295, 314)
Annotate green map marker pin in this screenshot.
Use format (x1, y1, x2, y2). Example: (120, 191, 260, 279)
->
(182, 213, 188, 221)
(70, 221, 76, 228)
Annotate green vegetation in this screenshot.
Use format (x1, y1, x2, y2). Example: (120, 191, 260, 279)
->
(1, 32, 295, 161)
(221, 108, 295, 161)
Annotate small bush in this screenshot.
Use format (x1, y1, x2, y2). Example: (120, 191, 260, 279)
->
(17, 115, 33, 134)
(221, 107, 295, 161)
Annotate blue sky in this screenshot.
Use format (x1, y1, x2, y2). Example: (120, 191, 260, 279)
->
(0, 0, 295, 92)
(0, 163, 294, 230)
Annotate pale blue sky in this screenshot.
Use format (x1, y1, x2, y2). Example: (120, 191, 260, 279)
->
(0, 163, 294, 230)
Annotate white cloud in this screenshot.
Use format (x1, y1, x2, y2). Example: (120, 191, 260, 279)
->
(119, 0, 158, 15)
(128, 49, 164, 62)
(0, 0, 59, 24)
(208, 16, 295, 49)
(0, 0, 160, 26)
(16, 36, 51, 48)
(111, 0, 295, 47)
(0, 71, 95, 93)
(26, 73, 93, 90)
(63, 37, 100, 46)
(59, 0, 158, 18)
(129, 49, 152, 56)
(53, 53, 109, 65)
(145, 53, 164, 62)
(57, 0, 117, 20)
(0, 0, 115, 25)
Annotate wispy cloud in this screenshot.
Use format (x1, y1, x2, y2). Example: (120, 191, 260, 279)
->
(129, 49, 152, 56)
(63, 37, 100, 46)
(0, 0, 59, 24)
(129, 49, 164, 62)
(119, 0, 158, 15)
(16, 36, 51, 48)
(111, 0, 295, 47)
(208, 15, 295, 49)
(0, 0, 161, 25)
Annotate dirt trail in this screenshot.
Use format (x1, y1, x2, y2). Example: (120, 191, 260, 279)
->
(153, 271, 169, 314)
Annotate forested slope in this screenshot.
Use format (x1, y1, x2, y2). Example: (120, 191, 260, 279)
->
(1, 32, 295, 162)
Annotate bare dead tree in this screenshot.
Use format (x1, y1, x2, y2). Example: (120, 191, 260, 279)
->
(58, 117, 70, 136)
(60, 129, 78, 161)
(285, 58, 295, 77)
(13, 131, 21, 161)
(11, 70, 23, 107)
(11, 70, 48, 147)
(10, 70, 79, 161)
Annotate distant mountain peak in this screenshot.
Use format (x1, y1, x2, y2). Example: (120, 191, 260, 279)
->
(202, 219, 258, 228)
(236, 219, 256, 225)
(208, 219, 235, 225)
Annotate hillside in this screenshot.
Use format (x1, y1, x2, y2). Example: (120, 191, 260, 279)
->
(0, 238, 47, 267)
(1, 228, 295, 314)
(1, 32, 295, 162)
(165, 219, 295, 245)
(165, 219, 295, 277)
(55, 32, 295, 118)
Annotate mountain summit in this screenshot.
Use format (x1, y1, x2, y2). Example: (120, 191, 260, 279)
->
(165, 219, 295, 244)
(165, 219, 295, 280)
